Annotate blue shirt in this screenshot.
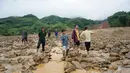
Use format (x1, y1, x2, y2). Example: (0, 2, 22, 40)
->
(60, 34, 68, 46)
(55, 31, 58, 36)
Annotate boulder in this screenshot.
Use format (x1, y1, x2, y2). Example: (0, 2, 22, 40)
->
(122, 59, 130, 65)
(110, 57, 120, 62)
(125, 52, 130, 59)
(111, 48, 120, 53)
(120, 49, 129, 55)
(64, 62, 76, 73)
(71, 61, 82, 69)
(110, 52, 120, 57)
(81, 62, 87, 68)
(42, 56, 49, 63)
(0, 65, 5, 72)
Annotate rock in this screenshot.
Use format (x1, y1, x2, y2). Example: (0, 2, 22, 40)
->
(120, 68, 130, 73)
(111, 48, 120, 53)
(103, 69, 114, 73)
(22, 59, 35, 70)
(106, 44, 113, 48)
(17, 57, 24, 63)
(65, 62, 76, 73)
(43, 56, 49, 63)
(69, 50, 79, 57)
(81, 62, 87, 68)
(125, 52, 130, 59)
(0, 65, 5, 72)
(109, 63, 118, 70)
(109, 61, 121, 70)
(5, 51, 17, 58)
(110, 57, 120, 62)
(120, 49, 129, 55)
(28, 59, 35, 66)
(33, 55, 41, 64)
(110, 52, 120, 57)
(71, 61, 82, 69)
(65, 58, 73, 62)
(122, 59, 130, 65)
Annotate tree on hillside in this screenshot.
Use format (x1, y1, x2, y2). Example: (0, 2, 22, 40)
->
(108, 11, 130, 27)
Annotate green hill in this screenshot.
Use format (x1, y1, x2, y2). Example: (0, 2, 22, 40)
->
(0, 11, 129, 36)
(0, 14, 96, 36)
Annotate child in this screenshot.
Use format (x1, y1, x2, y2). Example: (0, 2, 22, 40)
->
(60, 29, 69, 57)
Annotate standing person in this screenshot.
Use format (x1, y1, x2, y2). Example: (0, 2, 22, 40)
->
(37, 27, 46, 52)
(60, 29, 69, 57)
(80, 27, 93, 54)
(72, 25, 80, 49)
(48, 31, 51, 38)
(21, 30, 28, 45)
(55, 29, 58, 38)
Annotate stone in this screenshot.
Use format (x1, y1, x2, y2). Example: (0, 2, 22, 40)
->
(81, 62, 87, 68)
(125, 52, 130, 59)
(120, 49, 129, 55)
(110, 57, 120, 62)
(111, 48, 120, 53)
(0, 65, 5, 72)
(106, 44, 113, 48)
(71, 61, 82, 69)
(65, 63, 76, 73)
(120, 68, 130, 73)
(122, 59, 130, 65)
(43, 56, 49, 63)
(110, 52, 120, 57)
(109, 63, 118, 70)
(17, 57, 24, 63)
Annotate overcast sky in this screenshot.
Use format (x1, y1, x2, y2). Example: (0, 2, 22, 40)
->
(0, 0, 130, 20)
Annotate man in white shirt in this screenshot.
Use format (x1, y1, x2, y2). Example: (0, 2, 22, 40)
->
(80, 27, 93, 54)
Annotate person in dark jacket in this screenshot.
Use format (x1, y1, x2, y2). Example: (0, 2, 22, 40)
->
(55, 29, 58, 38)
(22, 30, 28, 45)
(48, 31, 51, 38)
(37, 27, 46, 52)
(72, 25, 80, 49)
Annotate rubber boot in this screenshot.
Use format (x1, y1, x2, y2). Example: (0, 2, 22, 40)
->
(66, 49, 69, 56)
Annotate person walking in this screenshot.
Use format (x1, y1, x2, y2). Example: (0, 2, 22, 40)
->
(80, 27, 93, 54)
(21, 30, 28, 45)
(55, 29, 58, 38)
(60, 29, 69, 57)
(37, 27, 46, 53)
(72, 25, 80, 49)
(48, 31, 51, 38)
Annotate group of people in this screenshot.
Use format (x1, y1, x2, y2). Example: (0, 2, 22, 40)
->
(21, 24, 93, 56)
(61, 25, 93, 57)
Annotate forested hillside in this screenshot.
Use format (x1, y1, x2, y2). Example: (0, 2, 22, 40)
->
(0, 14, 96, 35)
(0, 11, 130, 36)
(108, 11, 130, 27)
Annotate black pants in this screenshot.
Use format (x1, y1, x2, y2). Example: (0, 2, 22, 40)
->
(74, 41, 80, 46)
(22, 37, 27, 42)
(85, 42, 91, 51)
(37, 40, 45, 51)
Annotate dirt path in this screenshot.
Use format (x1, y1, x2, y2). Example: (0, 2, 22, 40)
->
(33, 41, 101, 73)
(33, 41, 65, 73)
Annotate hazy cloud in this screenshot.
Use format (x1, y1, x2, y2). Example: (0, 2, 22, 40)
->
(0, 0, 130, 20)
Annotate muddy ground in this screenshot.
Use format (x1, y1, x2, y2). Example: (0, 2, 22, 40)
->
(0, 27, 130, 73)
